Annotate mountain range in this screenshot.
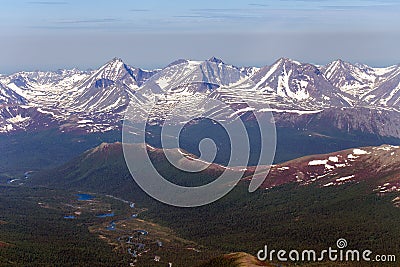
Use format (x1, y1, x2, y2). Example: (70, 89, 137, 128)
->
(1, 57, 399, 138)
(2, 55, 400, 265)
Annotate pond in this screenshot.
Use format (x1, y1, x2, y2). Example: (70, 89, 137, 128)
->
(106, 221, 116, 231)
(96, 212, 115, 218)
(76, 194, 94, 201)
(136, 230, 148, 235)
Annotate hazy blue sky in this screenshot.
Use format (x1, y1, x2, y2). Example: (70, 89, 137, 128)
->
(1, 0, 399, 73)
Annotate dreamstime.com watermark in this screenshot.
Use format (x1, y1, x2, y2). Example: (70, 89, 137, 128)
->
(122, 66, 276, 207)
(257, 238, 396, 263)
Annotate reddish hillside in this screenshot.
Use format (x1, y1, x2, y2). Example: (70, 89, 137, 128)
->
(244, 145, 400, 196)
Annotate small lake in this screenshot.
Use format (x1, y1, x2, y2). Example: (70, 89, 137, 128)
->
(136, 230, 148, 235)
(76, 194, 94, 201)
(96, 212, 115, 218)
(106, 222, 116, 231)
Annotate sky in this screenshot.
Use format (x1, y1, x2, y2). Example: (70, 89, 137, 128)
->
(0, 0, 399, 73)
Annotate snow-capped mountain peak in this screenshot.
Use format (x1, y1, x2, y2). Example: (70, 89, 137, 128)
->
(85, 57, 134, 85)
(322, 59, 378, 98)
(322, 59, 400, 107)
(1, 57, 399, 135)
(61, 58, 155, 113)
(207, 56, 225, 64)
(277, 57, 302, 65)
(249, 58, 351, 107)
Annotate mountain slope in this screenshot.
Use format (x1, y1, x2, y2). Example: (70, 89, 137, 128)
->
(1, 69, 88, 106)
(322, 59, 400, 107)
(198, 252, 273, 267)
(27, 142, 239, 194)
(136, 57, 255, 98)
(323, 59, 378, 98)
(61, 58, 157, 113)
(272, 106, 400, 138)
(259, 144, 400, 193)
(128, 57, 258, 123)
(0, 82, 26, 105)
(249, 58, 352, 108)
(29, 142, 400, 204)
(364, 68, 400, 108)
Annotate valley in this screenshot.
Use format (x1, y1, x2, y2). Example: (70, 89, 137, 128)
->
(0, 186, 222, 266)
(2, 142, 397, 266)
(1, 57, 399, 266)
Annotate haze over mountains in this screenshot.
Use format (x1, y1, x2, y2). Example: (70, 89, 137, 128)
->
(0, 57, 399, 138)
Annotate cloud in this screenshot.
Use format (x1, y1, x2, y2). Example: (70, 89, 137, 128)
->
(188, 8, 267, 20)
(275, 0, 399, 6)
(55, 18, 119, 24)
(190, 8, 250, 12)
(28, 18, 121, 30)
(248, 3, 269, 7)
(130, 9, 151, 12)
(320, 4, 399, 10)
(27, 1, 68, 5)
(173, 15, 208, 18)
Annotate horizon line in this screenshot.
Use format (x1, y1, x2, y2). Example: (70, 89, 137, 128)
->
(1, 56, 399, 75)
